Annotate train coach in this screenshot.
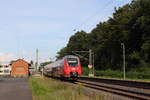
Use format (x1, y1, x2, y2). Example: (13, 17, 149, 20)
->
(43, 55, 82, 79)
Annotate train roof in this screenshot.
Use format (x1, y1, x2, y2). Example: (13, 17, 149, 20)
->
(43, 55, 79, 68)
(63, 55, 79, 59)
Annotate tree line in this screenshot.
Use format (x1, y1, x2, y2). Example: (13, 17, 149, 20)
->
(57, 0, 150, 72)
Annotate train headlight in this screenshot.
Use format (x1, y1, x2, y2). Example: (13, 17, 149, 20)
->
(72, 68, 75, 70)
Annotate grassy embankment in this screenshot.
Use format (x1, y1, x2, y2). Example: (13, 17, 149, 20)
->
(29, 77, 102, 100)
(82, 67, 150, 81)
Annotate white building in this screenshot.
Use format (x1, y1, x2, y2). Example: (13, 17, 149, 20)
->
(0, 65, 11, 76)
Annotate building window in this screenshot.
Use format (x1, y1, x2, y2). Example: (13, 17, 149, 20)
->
(5, 66, 8, 68)
(4, 70, 9, 73)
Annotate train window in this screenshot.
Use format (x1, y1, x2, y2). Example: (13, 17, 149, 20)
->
(67, 58, 78, 67)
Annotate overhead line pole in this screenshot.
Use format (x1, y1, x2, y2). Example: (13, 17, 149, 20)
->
(89, 49, 92, 65)
(36, 48, 39, 71)
(72, 51, 89, 61)
(121, 43, 126, 79)
(89, 49, 92, 75)
(93, 52, 95, 76)
(72, 49, 94, 77)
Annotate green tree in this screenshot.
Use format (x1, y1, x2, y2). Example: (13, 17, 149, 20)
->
(57, 0, 150, 72)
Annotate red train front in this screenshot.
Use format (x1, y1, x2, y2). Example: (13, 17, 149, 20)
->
(63, 55, 82, 78)
(43, 55, 82, 79)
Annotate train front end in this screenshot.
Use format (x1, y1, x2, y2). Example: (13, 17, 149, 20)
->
(64, 56, 82, 78)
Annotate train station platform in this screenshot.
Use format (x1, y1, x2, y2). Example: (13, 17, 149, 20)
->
(0, 78, 32, 100)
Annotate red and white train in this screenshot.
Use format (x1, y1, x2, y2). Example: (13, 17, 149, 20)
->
(43, 55, 82, 79)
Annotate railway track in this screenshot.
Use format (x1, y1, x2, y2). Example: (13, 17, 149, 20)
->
(75, 77, 150, 100)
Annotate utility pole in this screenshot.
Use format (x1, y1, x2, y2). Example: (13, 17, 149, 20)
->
(89, 49, 92, 65)
(89, 49, 93, 76)
(36, 48, 39, 71)
(121, 43, 126, 79)
(41, 68, 44, 77)
(93, 52, 95, 76)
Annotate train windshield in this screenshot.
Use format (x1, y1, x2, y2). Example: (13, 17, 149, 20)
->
(67, 58, 78, 67)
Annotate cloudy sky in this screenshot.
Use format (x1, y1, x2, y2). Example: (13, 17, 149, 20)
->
(0, 0, 132, 64)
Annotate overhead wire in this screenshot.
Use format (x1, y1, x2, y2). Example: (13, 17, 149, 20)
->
(87, 0, 127, 30)
(74, 0, 127, 32)
(75, 0, 114, 31)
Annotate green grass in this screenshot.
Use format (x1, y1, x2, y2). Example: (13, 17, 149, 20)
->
(29, 77, 102, 100)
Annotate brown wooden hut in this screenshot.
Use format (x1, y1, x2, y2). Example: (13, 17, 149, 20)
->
(11, 59, 29, 77)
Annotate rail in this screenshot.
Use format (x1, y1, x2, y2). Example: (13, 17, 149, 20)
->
(76, 76, 150, 100)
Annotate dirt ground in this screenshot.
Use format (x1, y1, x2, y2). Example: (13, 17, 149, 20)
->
(0, 77, 32, 100)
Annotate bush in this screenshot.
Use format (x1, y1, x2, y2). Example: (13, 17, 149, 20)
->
(82, 66, 150, 80)
(95, 69, 123, 78)
(82, 66, 89, 76)
(93, 69, 150, 79)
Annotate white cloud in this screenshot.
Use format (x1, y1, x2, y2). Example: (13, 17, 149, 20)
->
(0, 53, 17, 65)
(0, 52, 34, 64)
